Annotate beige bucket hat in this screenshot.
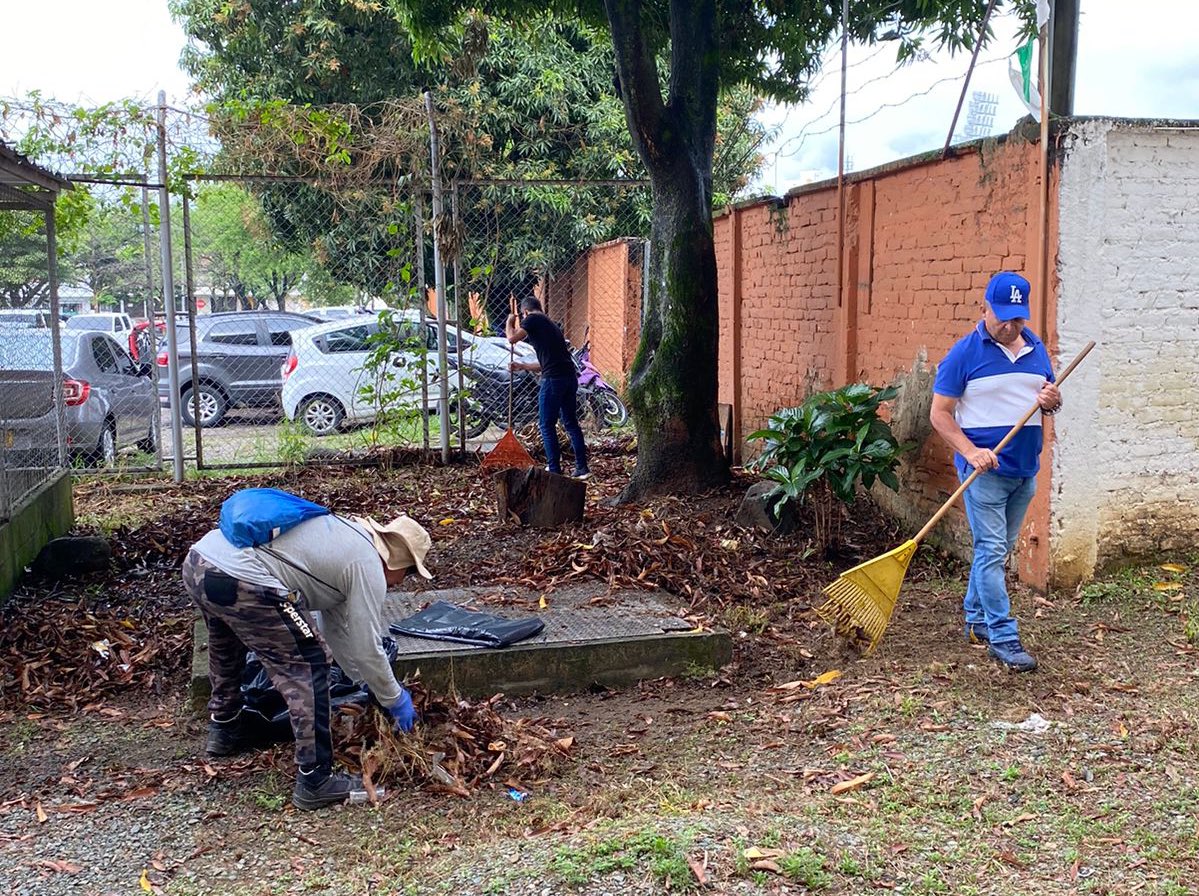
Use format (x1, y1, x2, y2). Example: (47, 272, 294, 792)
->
(353, 515, 433, 578)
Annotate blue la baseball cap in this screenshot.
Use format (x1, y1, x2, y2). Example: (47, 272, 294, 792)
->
(985, 271, 1031, 321)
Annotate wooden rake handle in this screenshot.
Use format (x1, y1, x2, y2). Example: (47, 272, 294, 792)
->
(507, 296, 518, 428)
(913, 339, 1096, 544)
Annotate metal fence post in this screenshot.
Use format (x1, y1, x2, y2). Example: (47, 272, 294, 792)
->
(45, 208, 68, 469)
(181, 191, 204, 468)
(415, 194, 430, 451)
(0, 433, 9, 525)
(451, 181, 465, 451)
(141, 185, 163, 467)
(157, 93, 184, 482)
(424, 91, 451, 464)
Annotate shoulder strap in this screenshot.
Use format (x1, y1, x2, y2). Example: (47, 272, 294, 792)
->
(256, 544, 341, 594)
(254, 515, 377, 597)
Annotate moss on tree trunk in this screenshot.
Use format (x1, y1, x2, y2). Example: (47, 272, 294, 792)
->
(620, 167, 728, 501)
(605, 0, 729, 502)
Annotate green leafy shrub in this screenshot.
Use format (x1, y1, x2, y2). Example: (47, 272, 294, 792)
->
(748, 383, 911, 549)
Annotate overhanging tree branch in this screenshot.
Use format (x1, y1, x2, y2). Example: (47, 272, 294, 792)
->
(665, 0, 718, 161)
(603, 0, 666, 168)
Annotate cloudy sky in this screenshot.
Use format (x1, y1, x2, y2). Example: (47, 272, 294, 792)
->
(1, 0, 1195, 191)
(758, 0, 1199, 189)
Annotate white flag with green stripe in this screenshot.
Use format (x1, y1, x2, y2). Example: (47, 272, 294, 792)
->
(1009, 0, 1050, 122)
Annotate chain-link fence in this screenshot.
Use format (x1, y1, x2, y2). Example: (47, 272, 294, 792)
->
(4, 101, 654, 478)
(176, 176, 647, 469)
(3, 178, 166, 483)
(448, 180, 646, 440)
(0, 204, 68, 520)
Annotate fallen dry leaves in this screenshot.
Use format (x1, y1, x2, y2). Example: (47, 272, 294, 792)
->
(335, 688, 576, 796)
(829, 771, 875, 795)
(0, 599, 191, 711)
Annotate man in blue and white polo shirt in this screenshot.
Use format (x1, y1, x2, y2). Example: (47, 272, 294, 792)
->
(930, 272, 1061, 672)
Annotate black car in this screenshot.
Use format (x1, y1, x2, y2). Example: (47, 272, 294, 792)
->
(157, 311, 320, 427)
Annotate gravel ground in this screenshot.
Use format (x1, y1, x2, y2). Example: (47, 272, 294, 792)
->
(1, 792, 205, 895)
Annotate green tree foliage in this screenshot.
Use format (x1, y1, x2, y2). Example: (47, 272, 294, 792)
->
(390, 0, 1032, 500)
(0, 185, 99, 309)
(187, 183, 312, 312)
(68, 197, 152, 313)
(0, 212, 52, 308)
(170, 2, 769, 326)
(0, 93, 207, 313)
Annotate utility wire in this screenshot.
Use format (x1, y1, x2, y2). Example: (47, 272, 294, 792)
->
(772, 58, 907, 157)
(776, 55, 1008, 160)
(766, 4, 1026, 162)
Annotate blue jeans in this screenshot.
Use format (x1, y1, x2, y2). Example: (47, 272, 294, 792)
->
(958, 469, 1036, 644)
(539, 376, 588, 475)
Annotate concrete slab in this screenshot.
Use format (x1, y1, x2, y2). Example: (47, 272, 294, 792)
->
(383, 584, 731, 697)
(190, 584, 731, 709)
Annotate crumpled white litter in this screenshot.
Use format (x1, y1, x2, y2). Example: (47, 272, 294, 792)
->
(990, 713, 1052, 734)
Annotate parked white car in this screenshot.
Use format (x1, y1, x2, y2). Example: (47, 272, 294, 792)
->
(444, 326, 537, 371)
(0, 309, 54, 328)
(281, 313, 454, 435)
(64, 312, 134, 336)
(304, 305, 370, 322)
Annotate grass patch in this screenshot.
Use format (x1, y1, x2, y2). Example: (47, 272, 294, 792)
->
(245, 772, 288, 812)
(723, 604, 770, 635)
(550, 828, 696, 891)
(2, 719, 39, 756)
(779, 846, 831, 889)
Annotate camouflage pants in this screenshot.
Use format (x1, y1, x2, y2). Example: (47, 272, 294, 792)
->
(183, 550, 333, 774)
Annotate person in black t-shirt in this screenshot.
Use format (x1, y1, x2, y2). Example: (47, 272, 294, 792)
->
(505, 296, 590, 479)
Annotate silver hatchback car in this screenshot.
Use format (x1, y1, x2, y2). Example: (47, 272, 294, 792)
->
(0, 329, 158, 466)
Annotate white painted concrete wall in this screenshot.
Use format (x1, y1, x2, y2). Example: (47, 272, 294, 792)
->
(1053, 120, 1199, 583)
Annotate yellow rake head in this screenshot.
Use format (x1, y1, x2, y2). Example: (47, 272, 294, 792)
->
(815, 539, 918, 652)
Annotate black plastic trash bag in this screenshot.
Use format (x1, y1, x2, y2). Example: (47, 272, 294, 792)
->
(388, 600, 545, 648)
(240, 636, 399, 740)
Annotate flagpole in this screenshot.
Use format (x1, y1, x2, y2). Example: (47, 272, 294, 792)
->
(1035, 10, 1051, 340)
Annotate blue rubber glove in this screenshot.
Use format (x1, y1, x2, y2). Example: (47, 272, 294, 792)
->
(387, 687, 417, 733)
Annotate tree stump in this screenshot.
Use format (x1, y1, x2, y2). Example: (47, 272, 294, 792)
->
(494, 467, 585, 528)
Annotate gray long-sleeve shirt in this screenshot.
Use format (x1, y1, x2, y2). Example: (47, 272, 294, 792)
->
(192, 515, 402, 705)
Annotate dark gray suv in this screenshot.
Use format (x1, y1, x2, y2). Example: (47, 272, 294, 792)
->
(157, 311, 319, 427)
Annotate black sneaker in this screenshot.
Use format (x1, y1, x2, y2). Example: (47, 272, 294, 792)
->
(573, 469, 591, 481)
(988, 638, 1037, 672)
(206, 711, 274, 757)
(292, 770, 363, 811)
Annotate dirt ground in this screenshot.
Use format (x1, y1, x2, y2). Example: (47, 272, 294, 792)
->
(1, 446, 1197, 896)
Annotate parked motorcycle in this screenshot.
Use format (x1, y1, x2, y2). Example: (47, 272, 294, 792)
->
(454, 358, 618, 437)
(453, 364, 542, 437)
(572, 341, 629, 429)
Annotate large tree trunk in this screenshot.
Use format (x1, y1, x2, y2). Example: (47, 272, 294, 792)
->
(606, 0, 728, 501)
(623, 165, 725, 498)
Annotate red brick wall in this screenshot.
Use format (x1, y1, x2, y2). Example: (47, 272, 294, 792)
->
(584, 239, 644, 386)
(578, 137, 1059, 585)
(548, 240, 644, 388)
(546, 259, 589, 349)
(715, 194, 842, 443)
